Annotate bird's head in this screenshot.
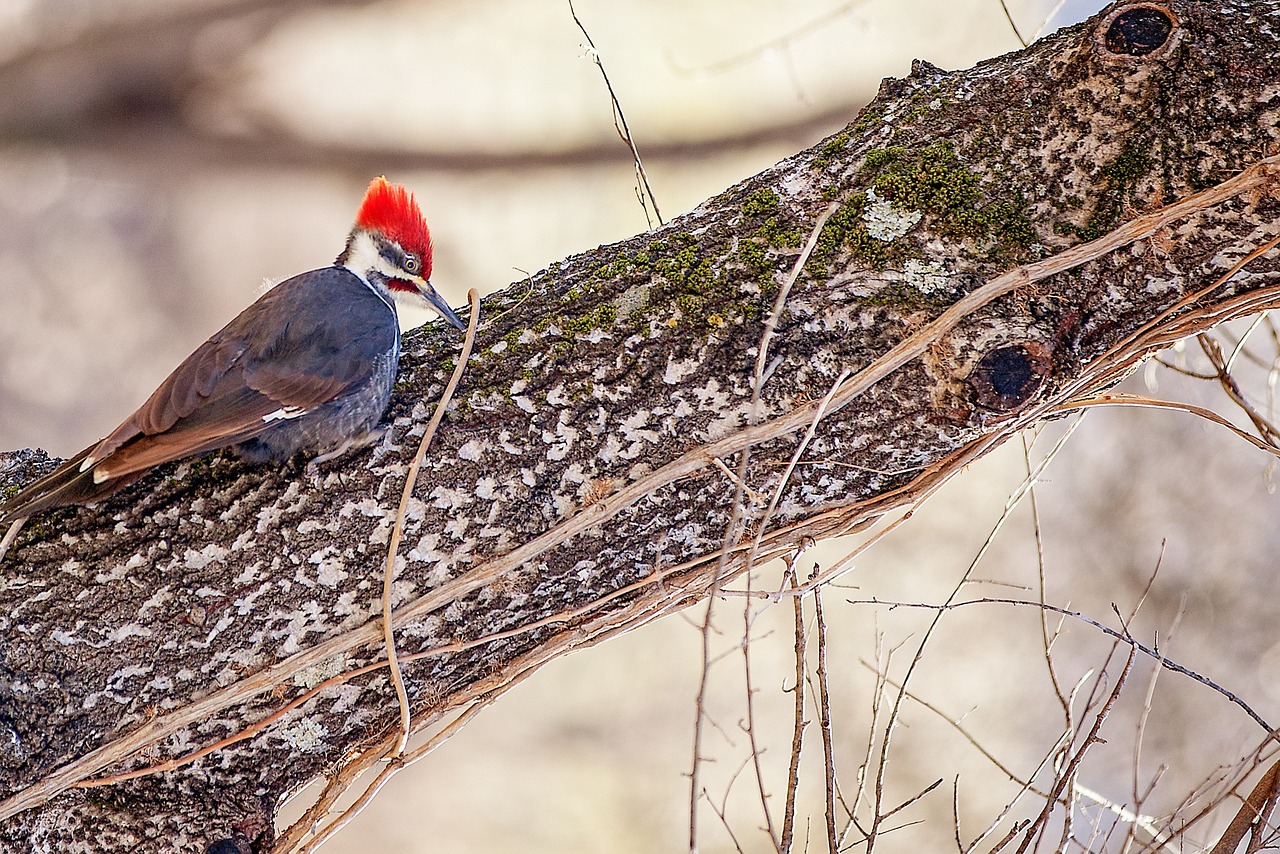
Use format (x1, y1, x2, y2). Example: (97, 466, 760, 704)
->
(339, 177, 464, 330)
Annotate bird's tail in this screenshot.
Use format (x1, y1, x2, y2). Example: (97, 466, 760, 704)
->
(0, 446, 137, 526)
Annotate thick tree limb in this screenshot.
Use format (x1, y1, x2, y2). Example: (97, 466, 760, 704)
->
(2, 1, 1280, 850)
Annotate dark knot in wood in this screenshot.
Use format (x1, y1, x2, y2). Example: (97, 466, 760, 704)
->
(1100, 4, 1178, 58)
(967, 342, 1051, 412)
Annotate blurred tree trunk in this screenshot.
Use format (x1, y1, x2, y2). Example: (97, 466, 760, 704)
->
(2, 3, 1280, 850)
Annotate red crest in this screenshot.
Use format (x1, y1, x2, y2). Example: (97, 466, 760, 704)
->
(354, 177, 433, 278)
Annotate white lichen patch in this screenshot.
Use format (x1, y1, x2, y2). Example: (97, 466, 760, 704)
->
(183, 544, 229, 571)
(297, 519, 330, 538)
(862, 188, 922, 242)
(429, 485, 473, 511)
(408, 532, 448, 566)
(902, 258, 952, 295)
(444, 514, 470, 540)
(278, 716, 328, 752)
(663, 356, 699, 385)
(544, 412, 580, 461)
(108, 622, 153, 642)
(457, 439, 484, 461)
(230, 530, 257, 552)
(613, 282, 652, 322)
(137, 585, 174, 617)
(292, 655, 348, 689)
(383, 578, 417, 609)
(145, 675, 173, 692)
(308, 547, 349, 587)
(330, 589, 370, 623)
(233, 583, 268, 615)
(619, 411, 659, 445)
(545, 384, 570, 406)
(93, 562, 131, 584)
(496, 430, 523, 455)
(474, 476, 499, 500)
(340, 497, 388, 519)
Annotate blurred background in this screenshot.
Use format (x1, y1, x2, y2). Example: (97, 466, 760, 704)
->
(8, 0, 1280, 851)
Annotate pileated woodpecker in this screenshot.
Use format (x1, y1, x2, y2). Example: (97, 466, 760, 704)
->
(0, 176, 463, 546)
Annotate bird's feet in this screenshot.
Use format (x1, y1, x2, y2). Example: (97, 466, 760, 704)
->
(305, 427, 389, 478)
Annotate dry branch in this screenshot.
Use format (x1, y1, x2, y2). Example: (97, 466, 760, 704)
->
(2, 1, 1280, 849)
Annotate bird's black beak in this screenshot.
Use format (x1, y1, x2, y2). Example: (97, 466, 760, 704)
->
(419, 281, 466, 331)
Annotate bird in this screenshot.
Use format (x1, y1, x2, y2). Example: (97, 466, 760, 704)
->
(0, 176, 464, 558)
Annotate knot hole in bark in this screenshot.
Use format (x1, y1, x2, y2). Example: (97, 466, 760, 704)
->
(967, 342, 1050, 412)
(1098, 4, 1177, 58)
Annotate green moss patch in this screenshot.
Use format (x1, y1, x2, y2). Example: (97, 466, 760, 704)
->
(861, 141, 1037, 256)
(1072, 141, 1154, 241)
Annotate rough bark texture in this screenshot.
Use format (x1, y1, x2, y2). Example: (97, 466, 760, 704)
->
(3, 1, 1280, 850)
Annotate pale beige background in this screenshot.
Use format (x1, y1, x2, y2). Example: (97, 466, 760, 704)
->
(7, 2, 1280, 852)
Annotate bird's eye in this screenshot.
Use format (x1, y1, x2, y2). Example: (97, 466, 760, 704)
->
(403, 254, 421, 275)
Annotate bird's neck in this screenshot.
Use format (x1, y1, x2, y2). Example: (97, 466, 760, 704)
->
(337, 228, 397, 302)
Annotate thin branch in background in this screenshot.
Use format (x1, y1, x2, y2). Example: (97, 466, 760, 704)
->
(1208, 758, 1280, 854)
(1054, 393, 1280, 460)
(839, 625, 895, 849)
(849, 652, 1067, 852)
(1151, 354, 1220, 379)
(1020, 428, 1073, 731)
(1072, 784, 1177, 854)
(779, 565, 808, 854)
(812, 583, 839, 854)
(1223, 310, 1272, 373)
(989, 820, 1031, 854)
(568, 0, 664, 227)
(1172, 739, 1280, 846)
(862, 412, 1083, 847)
(740, 584, 781, 849)
(1123, 592, 1186, 852)
(1198, 331, 1280, 445)
(666, 1, 871, 78)
(995, 0, 1027, 47)
(1013, 650, 1136, 854)
(843, 595, 1276, 736)
(706, 782, 751, 854)
(1029, 0, 1072, 41)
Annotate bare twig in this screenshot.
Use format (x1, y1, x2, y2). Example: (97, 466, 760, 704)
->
(381, 289, 482, 755)
(779, 565, 808, 854)
(1054, 393, 1280, 459)
(813, 584, 839, 854)
(995, 0, 1027, 47)
(1209, 758, 1280, 854)
(568, 0, 664, 227)
(0, 515, 25, 563)
(740, 580, 780, 850)
(843, 596, 1275, 735)
(1013, 650, 1136, 854)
